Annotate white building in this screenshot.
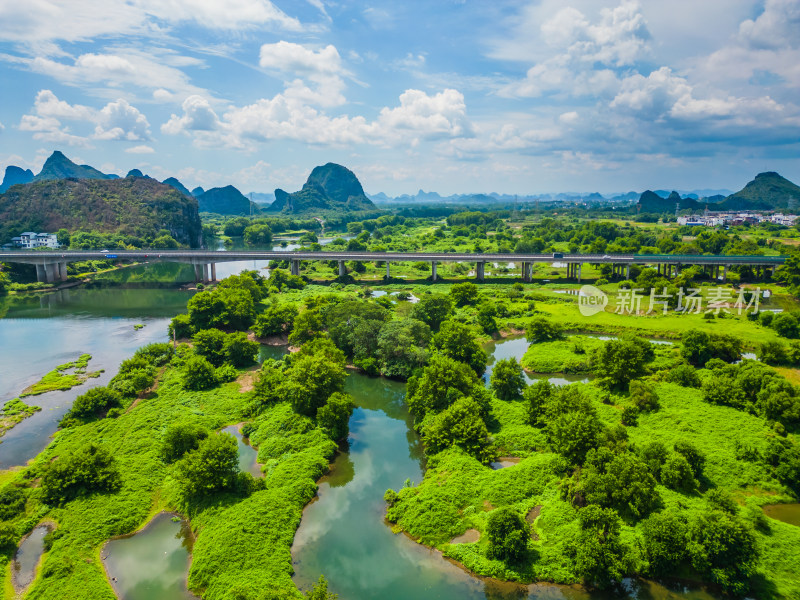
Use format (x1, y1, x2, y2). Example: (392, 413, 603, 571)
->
(11, 232, 59, 248)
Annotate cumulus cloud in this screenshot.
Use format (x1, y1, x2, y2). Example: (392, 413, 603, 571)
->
(19, 89, 151, 146)
(499, 0, 650, 98)
(259, 41, 349, 107)
(161, 88, 474, 149)
(738, 0, 800, 50)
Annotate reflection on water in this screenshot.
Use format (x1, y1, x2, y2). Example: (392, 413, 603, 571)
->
(293, 336, 723, 600)
(102, 512, 196, 600)
(482, 336, 592, 387)
(222, 424, 262, 478)
(13, 525, 50, 592)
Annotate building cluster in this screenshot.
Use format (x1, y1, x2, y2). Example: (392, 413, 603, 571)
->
(677, 212, 799, 228)
(8, 232, 60, 249)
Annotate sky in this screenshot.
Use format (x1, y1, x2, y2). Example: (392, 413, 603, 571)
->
(0, 0, 798, 196)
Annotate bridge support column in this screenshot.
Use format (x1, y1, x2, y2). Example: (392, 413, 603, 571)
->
(203, 263, 210, 283)
(476, 262, 485, 282)
(194, 263, 203, 282)
(338, 260, 346, 277)
(431, 261, 438, 282)
(386, 262, 391, 279)
(35, 264, 49, 283)
(291, 259, 300, 276)
(625, 264, 630, 279)
(57, 262, 68, 281)
(210, 263, 216, 281)
(522, 262, 532, 282)
(722, 265, 728, 282)
(577, 263, 582, 283)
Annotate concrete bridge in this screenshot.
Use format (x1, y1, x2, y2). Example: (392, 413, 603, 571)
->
(0, 249, 787, 284)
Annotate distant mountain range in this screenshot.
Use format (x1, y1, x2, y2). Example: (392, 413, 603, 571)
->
(267, 163, 376, 214)
(636, 172, 800, 213)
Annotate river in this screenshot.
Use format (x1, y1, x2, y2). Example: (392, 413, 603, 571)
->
(0, 268, 721, 599)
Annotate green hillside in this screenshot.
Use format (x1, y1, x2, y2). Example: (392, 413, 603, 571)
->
(0, 177, 203, 247)
(720, 172, 800, 210)
(33, 150, 114, 182)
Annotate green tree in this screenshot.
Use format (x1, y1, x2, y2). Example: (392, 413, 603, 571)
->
(661, 453, 697, 493)
(169, 313, 193, 339)
(56, 228, 70, 247)
(41, 443, 121, 505)
(571, 505, 627, 589)
(243, 223, 273, 247)
(288, 310, 325, 346)
(450, 282, 479, 306)
(317, 392, 354, 441)
(215, 287, 255, 330)
(376, 318, 431, 379)
(410, 294, 453, 330)
(432, 320, 487, 375)
(224, 331, 259, 367)
(688, 510, 758, 595)
(254, 304, 298, 338)
(486, 507, 529, 562)
(524, 379, 554, 425)
(490, 357, 526, 401)
(642, 510, 689, 575)
(176, 433, 239, 497)
(681, 329, 742, 367)
(160, 422, 209, 463)
(592, 336, 654, 389)
(285, 353, 347, 416)
(629, 379, 659, 412)
(674, 441, 705, 480)
(193, 328, 227, 366)
(187, 291, 225, 330)
(407, 353, 484, 420)
(182, 355, 218, 390)
(525, 317, 563, 342)
(62, 387, 120, 423)
(579, 448, 661, 518)
(422, 397, 494, 462)
(304, 575, 338, 600)
(0, 486, 26, 521)
(543, 385, 602, 465)
(477, 303, 498, 334)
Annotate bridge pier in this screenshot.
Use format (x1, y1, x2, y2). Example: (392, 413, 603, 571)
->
(57, 262, 68, 281)
(577, 263, 582, 283)
(386, 262, 391, 279)
(211, 263, 216, 281)
(291, 259, 300, 276)
(338, 260, 346, 277)
(431, 261, 438, 282)
(522, 262, 532, 282)
(626, 264, 630, 279)
(723, 265, 728, 282)
(203, 263, 210, 283)
(476, 262, 485, 282)
(194, 264, 203, 283)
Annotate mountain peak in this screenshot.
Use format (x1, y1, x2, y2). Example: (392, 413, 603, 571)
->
(720, 171, 800, 210)
(0, 166, 34, 193)
(197, 185, 254, 215)
(269, 163, 375, 214)
(34, 150, 112, 182)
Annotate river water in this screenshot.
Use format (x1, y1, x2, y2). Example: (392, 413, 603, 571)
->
(0, 270, 720, 599)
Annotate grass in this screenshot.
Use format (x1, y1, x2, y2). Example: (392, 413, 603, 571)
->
(19, 354, 102, 397)
(520, 335, 604, 373)
(0, 398, 41, 439)
(0, 359, 336, 600)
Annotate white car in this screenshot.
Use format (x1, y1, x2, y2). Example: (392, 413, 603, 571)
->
(100, 249, 109, 253)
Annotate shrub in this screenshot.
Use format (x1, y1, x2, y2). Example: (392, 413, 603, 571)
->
(224, 332, 259, 367)
(169, 313, 193, 339)
(160, 422, 209, 463)
(642, 510, 689, 575)
(193, 329, 227, 366)
(486, 507, 529, 562)
(490, 357, 526, 401)
(316, 392, 355, 442)
(665, 363, 701, 387)
(0, 486, 26, 520)
(661, 453, 697, 493)
(182, 355, 218, 390)
(422, 397, 494, 462)
(175, 433, 239, 497)
(215, 364, 239, 383)
(571, 505, 627, 589)
(621, 406, 639, 426)
(525, 318, 563, 343)
(41, 443, 121, 505)
(674, 441, 705, 479)
(629, 380, 659, 412)
(62, 387, 121, 423)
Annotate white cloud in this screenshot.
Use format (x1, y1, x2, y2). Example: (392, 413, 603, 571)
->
(125, 145, 155, 154)
(498, 0, 650, 98)
(259, 41, 348, 107)
(19, 89, 151, 146)
(161, 88, 475, 149)
(28, 49, 207, 101)
(738, 0, 800, 50)
(162, 95, 221, 134)
(0, 0, 303, 44)
(94, 99, 151, 141)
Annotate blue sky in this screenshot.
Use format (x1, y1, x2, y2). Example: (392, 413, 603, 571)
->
(1, 0, 798, 196)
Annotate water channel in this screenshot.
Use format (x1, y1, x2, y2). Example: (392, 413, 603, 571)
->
(0, 266, 723, 599)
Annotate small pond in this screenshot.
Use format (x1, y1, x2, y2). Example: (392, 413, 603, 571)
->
(762, 503, 800, 527)
(222, 424, 262, 478)
(102, 512, 196, 600)
(12, 524, 51, 592)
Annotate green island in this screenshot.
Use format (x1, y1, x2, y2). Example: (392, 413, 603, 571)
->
(19, 354, 101, 397)
(2, 204, 800, 599)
